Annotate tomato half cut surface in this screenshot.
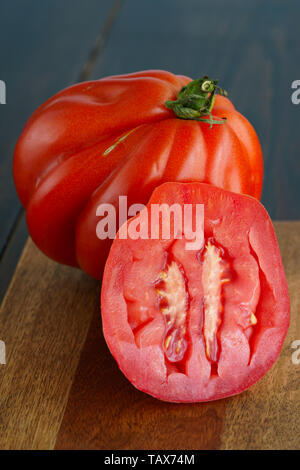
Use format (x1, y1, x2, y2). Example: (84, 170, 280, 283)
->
(101, 183, 290, 402)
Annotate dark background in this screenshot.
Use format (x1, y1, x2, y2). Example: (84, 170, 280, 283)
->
(0, 0, 299, 299)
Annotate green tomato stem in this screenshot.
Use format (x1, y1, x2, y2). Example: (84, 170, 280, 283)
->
(165, 76, 227, 127)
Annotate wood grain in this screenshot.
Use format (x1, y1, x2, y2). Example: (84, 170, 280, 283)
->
(0, 239, 99, 449)
(54, 311, 227, 450)
(0, 222, 299, 449)
(220, 222, 300, 450)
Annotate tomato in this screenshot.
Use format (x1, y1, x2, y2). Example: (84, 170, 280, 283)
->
(13, 70, 263, 278)
(101, 182, 289, 402)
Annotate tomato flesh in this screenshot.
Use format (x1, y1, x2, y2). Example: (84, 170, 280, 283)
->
(101, 183, 289, 402)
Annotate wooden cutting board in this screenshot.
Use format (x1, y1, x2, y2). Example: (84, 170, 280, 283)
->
(0, 221, 299, 450)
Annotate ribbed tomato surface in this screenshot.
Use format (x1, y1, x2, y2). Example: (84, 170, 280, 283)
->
(13, 70, 263, 278)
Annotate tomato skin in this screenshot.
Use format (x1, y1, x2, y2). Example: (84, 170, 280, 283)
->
(13, 70, 263, 278)
(101, 183, 289, 403)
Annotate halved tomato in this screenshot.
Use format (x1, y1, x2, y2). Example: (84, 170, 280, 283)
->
(101, 182, 290, 402)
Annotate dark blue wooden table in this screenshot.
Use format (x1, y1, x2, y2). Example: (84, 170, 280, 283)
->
(1, 0, 299, 300)
(0, 0, 300, 450)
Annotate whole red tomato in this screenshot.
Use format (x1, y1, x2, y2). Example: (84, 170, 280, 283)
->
(13, 70, 263, 278)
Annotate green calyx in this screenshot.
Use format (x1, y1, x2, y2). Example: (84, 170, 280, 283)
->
(165, 76, 228, 128)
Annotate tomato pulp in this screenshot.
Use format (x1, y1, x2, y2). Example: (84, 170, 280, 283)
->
(13, 70, 263, 278)
(101, 183, 289, 402)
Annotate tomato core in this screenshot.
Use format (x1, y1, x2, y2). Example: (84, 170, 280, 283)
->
(156, 261, 188, 363)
